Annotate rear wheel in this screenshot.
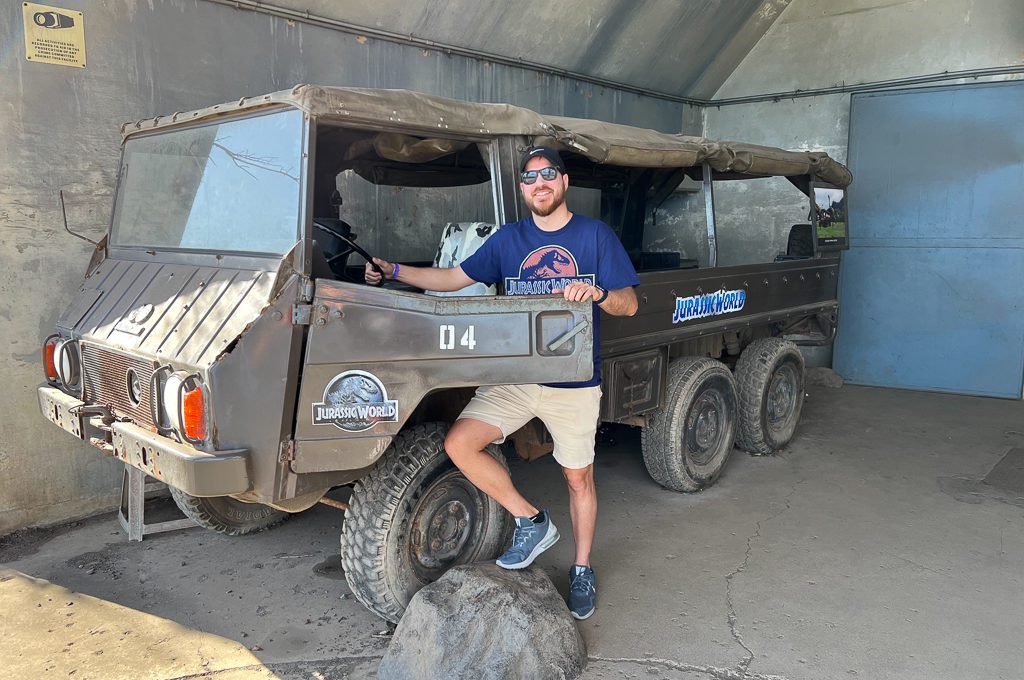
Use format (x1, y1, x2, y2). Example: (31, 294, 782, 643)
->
(340, 422, 513, 623)
(641, 357, 738, 492)
(169, 488, 288, 536)
(734, 338, 805, 455)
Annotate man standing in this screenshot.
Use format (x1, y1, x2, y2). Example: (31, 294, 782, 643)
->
(365, 146, 639, 620)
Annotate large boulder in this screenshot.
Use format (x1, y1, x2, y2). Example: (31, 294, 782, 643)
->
(379, 563, 587, 680)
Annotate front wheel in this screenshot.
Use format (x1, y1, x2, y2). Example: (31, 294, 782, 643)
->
(340, 422, 513, 623)
(641, 357, 738, 492)
(734, 338, 805, 455)
(168, 488, 288, 536)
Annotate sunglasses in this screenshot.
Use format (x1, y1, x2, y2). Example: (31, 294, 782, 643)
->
(520, 166, 560, 184)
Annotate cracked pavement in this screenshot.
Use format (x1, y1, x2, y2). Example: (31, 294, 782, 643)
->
(723, 480, 804, 677)
(2, 385, 1023, 679)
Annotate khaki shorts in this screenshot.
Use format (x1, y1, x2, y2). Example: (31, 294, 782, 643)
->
(458, 384, 603, 469)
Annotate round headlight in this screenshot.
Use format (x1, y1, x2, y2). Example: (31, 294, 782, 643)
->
(55, 339, 81, 390)
(161, 371, 187, 431)
(126, 368, 143, 406)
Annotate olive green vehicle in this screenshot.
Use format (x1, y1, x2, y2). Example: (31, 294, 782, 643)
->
(39, 85, 851, 623)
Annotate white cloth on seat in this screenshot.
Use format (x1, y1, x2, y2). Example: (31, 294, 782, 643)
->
(427, 222, 501, 296)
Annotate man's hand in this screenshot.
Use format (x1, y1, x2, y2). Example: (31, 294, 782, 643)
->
(554, 281, 604, 303)
(364, 258, 395, 285)
(363, 260, 476, 291)
(554, 282, 639, 317)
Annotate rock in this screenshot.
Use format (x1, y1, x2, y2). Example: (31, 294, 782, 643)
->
(805, 367, 844, 388)
(379, 563, 586, 680)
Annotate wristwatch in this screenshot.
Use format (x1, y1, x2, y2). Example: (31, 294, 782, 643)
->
(594, 286, 609, 304)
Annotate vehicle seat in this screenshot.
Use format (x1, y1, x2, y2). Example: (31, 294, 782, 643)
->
(774, 223, 814, 261)
(426, 222, 501, 296)
(313, 217, 358, 279)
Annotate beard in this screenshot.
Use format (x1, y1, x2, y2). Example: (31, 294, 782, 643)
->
(525, 184, 566, 217)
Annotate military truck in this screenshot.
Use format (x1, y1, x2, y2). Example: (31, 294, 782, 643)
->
(38, 85, 851, 623)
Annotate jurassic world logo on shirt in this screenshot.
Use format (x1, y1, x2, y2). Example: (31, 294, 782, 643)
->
(504, 245, 595, 295)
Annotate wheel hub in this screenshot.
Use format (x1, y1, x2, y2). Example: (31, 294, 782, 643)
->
(686, 389, 725, 464)
(409, 474, 478, 570)
(767, 365, 798, 429)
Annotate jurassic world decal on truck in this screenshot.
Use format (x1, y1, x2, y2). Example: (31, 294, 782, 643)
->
(672, 288, 747, 324)
(312, 370, 399, 432)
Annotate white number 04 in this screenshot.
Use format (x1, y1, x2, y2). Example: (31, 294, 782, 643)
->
(439, 324, 477, 350)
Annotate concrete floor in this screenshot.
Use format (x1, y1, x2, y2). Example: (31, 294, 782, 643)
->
(1, 384, 1023, 680)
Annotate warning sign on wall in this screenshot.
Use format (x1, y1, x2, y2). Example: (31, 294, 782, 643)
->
(23, 3, 86, 68)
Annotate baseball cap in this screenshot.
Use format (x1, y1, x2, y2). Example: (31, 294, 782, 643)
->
(520, 146, 566, 174)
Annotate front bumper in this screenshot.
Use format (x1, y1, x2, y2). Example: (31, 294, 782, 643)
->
(38, 385, 251, 497)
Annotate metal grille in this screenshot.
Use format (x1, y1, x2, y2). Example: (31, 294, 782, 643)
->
(81, 344, 156, 427)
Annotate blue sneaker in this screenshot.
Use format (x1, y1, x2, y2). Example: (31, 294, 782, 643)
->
(495, 509, 559, 569)
(567, 565, 596, 620)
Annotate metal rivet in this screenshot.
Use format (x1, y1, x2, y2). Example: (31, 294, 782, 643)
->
(315, 318, 326, 326)
(272, 310, 283, 321)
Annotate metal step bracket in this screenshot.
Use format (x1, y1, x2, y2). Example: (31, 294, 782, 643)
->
(117, 464, 197, 541)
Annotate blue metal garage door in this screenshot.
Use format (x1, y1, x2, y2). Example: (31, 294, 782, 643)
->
(834, 81, 1024, 398)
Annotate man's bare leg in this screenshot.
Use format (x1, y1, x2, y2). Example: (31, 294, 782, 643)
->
(563, 464, 597, 566)
(445, 418, 538, 518)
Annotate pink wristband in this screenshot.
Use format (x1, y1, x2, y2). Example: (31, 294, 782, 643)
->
(390, 263, 400, 280)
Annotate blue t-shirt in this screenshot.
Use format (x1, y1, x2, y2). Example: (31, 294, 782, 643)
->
(459, 213, 640, 388)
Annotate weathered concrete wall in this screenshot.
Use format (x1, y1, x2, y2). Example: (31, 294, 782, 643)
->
(0, 0, 698, 533)
(703, 0, 1024, 265)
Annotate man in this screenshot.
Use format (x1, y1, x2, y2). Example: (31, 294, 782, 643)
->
(365, 146, 639, 620)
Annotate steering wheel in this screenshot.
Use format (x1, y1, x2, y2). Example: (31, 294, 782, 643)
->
(313, 220, 384, 284)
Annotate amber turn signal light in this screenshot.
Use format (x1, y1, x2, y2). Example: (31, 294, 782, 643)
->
(182, 386, 207, 441)
(43, 337, 59, 381)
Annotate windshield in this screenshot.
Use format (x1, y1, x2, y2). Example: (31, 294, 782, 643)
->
(110, 109, 304, 255)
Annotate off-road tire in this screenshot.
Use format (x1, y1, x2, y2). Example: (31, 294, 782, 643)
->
(168, 487, 288, 536)
(734, 338, 805, 455)
(641, 357, 738, 492)
(340, 422, 514, 623)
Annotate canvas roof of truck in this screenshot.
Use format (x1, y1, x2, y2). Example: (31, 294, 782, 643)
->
(120, 84, 852, 187)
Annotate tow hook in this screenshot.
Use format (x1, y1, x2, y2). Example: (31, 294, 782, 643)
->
(69, 404, 114, 425)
